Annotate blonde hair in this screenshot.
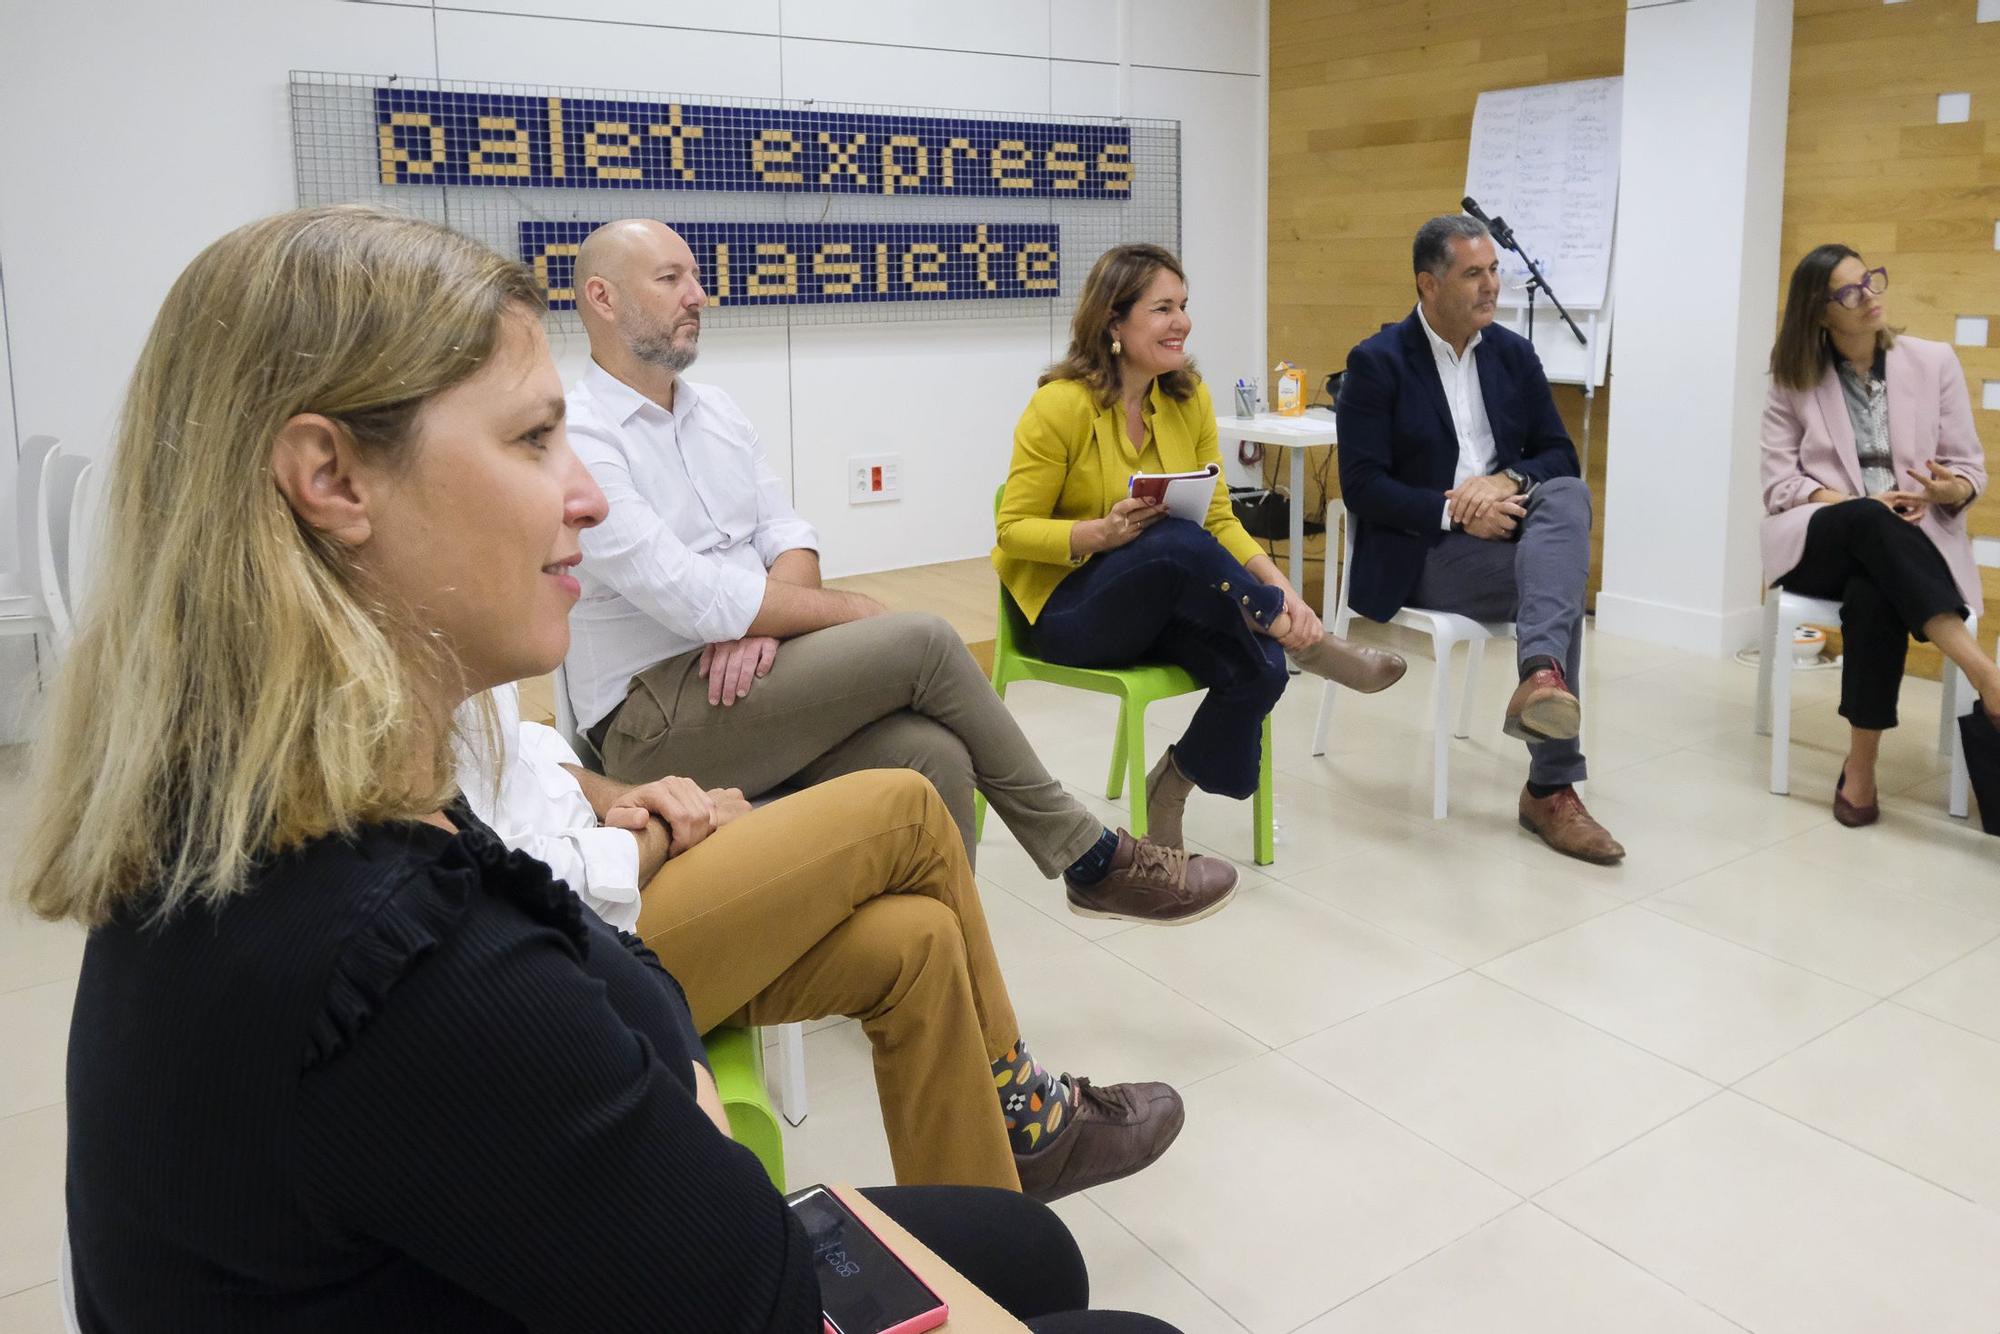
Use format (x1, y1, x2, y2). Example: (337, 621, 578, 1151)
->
(16, 206, 543, 927)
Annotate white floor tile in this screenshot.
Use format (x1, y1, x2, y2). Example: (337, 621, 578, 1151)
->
(1285, 833, 1624, 965)
(1089, 1053, 1515, 1334)
(1297, 1204, 1745, 1334)
(0, 1283, 62, 1334)
(0, 982, 72, 1119)
(1102, 879, 1458, 1047)
(0, 1106, 65, 1300)
(1643, 847, 2000, 995)
(1773, 817, 2000, 923)
(1286, 974, 1715, 1196)
(1583, 750, 1833, 849)
(1539, 1093, 2000, 1334)
(1740, 1003, 2000, 1208)
(1896, 936, 2000, 1043)
(1478, 906, 1872, 1083)
(1046, 1198, 1250, 1334)
(0, 910, 83, 999)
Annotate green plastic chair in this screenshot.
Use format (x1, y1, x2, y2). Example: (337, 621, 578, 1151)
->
(976, 489, 1275, 866)
(702, 1025, 786, 1190)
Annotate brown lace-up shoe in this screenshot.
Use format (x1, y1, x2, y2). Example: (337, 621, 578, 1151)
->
(1064, 831, 1238, 925)
(1288, 636, 1408, 693)
(1503, 665, 1582, 743)
(1518, 785, 1624, 864)
(1144, 747, 1196, 851)
(1013, 1077, 1185, 1203)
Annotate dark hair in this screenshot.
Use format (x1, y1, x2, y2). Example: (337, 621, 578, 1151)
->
(1770, 243, 1896, 391)
(1413, 214, 1491, 285)
(1040, 244, 1198, 406)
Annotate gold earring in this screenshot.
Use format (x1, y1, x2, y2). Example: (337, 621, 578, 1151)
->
(1111, 337, 1122, 355)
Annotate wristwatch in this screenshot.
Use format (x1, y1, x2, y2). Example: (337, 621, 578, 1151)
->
(1502, 467, 1531, 495)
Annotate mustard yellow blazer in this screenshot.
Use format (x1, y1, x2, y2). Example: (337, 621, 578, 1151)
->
(992, 377, 1264, 622)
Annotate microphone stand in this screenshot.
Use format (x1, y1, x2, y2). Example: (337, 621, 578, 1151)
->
(1485, 213, 1586, 349)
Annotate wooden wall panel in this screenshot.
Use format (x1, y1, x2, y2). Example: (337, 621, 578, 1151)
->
(1266, 0, 1625, 597)
(1783, 0, 2000, 678)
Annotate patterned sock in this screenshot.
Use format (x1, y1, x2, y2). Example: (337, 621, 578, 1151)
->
(992, 1040, 1076, 1155)
(1063, 827, 1121, 885)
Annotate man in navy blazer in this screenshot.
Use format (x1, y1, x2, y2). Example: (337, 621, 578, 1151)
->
(1336, 214, 1622, 864)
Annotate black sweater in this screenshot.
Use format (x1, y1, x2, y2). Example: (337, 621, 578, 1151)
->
(64, 808, 820, 1331)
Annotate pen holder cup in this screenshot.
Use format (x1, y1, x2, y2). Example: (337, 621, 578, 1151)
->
(1233, 384, 1256, 418)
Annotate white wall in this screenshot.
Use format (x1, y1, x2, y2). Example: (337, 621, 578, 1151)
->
(0, 0, 1268, 734)
(1597, 0, 1793, 656)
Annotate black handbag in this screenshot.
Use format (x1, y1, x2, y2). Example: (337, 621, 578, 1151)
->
(1957, 706, 2000, 835)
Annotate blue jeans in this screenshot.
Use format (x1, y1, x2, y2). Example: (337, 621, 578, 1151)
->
(1029, 519, 1288, 799)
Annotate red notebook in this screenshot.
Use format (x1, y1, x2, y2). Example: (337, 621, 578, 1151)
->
(1128, 463, 1220, 522)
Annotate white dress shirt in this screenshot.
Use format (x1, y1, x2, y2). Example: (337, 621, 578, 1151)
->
(455, 683, 644, 933)
(565, 362, 819, 729)
(1415, 303, 1498, 530)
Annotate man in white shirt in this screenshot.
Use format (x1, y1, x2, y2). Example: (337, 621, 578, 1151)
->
(1335, 214, 1621, 864)
(454, 683, 1189, 1201)
(562, 219, 1236, 923)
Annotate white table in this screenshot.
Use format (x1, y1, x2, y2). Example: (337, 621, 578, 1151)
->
(1214, 410, 1339, 593)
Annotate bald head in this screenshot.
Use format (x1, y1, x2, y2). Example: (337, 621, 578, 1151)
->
(575, 218, 706, 377)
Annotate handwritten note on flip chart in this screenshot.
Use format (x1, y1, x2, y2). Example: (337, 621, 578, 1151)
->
(1463, 76, 1622, 309)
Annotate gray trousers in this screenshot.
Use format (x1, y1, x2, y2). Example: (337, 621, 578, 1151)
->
(1411, 475, 1592, 787)
(594, 611, 1103, 876)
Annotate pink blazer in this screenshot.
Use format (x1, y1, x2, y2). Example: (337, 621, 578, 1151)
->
(1761, 335, 1987, 610)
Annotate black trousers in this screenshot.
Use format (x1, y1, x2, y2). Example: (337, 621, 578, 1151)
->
(862, 1186, 1181, 1333)
(1777, 500, 1967, 731)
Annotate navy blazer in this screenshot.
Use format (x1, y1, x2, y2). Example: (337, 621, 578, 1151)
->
(1335, 311, 1580, 622)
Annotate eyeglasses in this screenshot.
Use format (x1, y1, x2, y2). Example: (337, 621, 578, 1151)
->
(1826, 267, 1888, 310)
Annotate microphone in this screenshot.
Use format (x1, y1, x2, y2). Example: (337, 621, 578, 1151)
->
(1459, 196, 1516, 251)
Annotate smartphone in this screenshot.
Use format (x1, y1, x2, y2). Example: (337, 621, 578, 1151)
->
(785, 1186, 949, 1334)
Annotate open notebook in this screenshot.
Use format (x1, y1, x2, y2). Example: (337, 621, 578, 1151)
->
(1128, 462, 1219, 523)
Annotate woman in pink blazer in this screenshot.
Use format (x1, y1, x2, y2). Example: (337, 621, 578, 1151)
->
(1763, 243, 1997, 826)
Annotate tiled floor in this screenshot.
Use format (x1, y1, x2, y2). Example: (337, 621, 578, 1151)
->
(3, 621, 1999, 1332)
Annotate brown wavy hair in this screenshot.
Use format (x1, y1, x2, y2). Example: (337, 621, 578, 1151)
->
(1770, 243, 1897, 392)
(1040, 243, 1200, 406)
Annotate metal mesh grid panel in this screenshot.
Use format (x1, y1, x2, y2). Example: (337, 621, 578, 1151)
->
(291, 71, 1180, 329)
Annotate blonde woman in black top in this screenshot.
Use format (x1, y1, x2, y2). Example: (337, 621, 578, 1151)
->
(18, 207, 1178, 1333)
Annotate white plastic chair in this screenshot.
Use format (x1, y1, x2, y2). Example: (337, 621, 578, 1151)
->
(37, 451, 96, 653)
(1311, 515, 1585, 820)
(1754, 589, 1974, 818)
(0, 435, 62, 645)
(553, 662, 811, 1126)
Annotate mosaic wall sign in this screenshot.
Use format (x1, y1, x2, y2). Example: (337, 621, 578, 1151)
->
(293, 73, 1179, 328)
(376, 88, 1134, 199)
(524, 221, 1061, 310)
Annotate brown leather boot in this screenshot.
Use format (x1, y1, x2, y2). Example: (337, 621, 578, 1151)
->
(1064, 831, 1238, 925)
(1144, 747, 1195, 851)
(1013, 1077, 1185, 1203)
(1504, 665, 1581, 743)
(1288, 635, 1407, 693)
(1518, 785, 1624, 864)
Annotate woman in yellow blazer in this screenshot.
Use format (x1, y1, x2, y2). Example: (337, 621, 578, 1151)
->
(995, 244, 1405, 848)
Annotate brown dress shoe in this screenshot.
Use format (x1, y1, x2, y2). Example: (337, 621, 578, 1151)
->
(1064, 831, 1237, 925)
(1144, 747, 1195, 851)
(1288, 635, 1408, 693)
(1503, 666, 1581, 743)
(1518, 785, 1624, 864)
(1013, 1077, 1185, 1203)
(1833, 766, 1879, 828)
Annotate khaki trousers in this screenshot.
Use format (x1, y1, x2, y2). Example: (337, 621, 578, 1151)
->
(637, 767, 1022, 1191)
(597, 612, 1101, 877)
